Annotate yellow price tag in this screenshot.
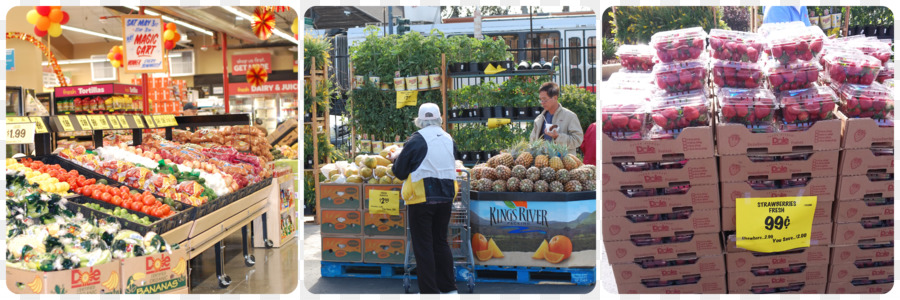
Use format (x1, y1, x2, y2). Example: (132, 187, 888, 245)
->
(29, 117, 48, 134)
(88, 115, 110, 130)
(7, 117, 30, 123)
(167, 115, 178, 126)
(117, 115, 130, 128)
(132, 115, 145, 128)
(6, 123, 35, 144)
(107, 115, 121, 129)
(395, 90, 419, 109)
(75, 115, 92, 130)
(736, 196, 817, 253)
(144, 116, 157, 128)
(58, 116, 76, 132)
(369, 190, 400, 215)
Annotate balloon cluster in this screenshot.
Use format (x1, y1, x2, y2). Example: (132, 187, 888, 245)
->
(107, 46, 124, 68)
(6, 32, 67, 86)
(246, 64, 269, 87)
(26, 6, 70, 37)
(252, 7, 276, 40)
(162, 22, 181, 50)
(291, 18, 299, 40)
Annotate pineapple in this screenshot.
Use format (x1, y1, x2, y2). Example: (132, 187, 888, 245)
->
(548, 142, 567, 170)
(487, 155, 500, 168)
(498, 153, 515, 168)
(479, 178, 494, 191)
(511, 165, 527, 179)
(471, 179, 482, 191)
(557, 169, 570, 183)
(540, 167, 557, 182)
(492, 179, 508, 192)
(565, 180, 583, 192)
(519, 179, 534, 192)
(472, 167, 484, 180)
(583, 179, 596, 191)
(496, 165, 512, 180)
(507, 177, 520, 192)
(525, 166, 541, 181)
(570, 168, 587, 182)
(531, 140, 550, 168)
(534, 155, 549, 168)
(534, 180, 549, 192)
(516, 152, 534, 168)
(549, 181, 565, 193)
(482, 168, 498, 180)
(563, 154, 580, 170)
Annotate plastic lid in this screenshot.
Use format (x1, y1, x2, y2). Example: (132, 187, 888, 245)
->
(650, 89, 709, 110)
(616, 44, 655, 57)
(884, 78, 894, 89)
(603, 88, 654, 104)
(835, 82, 892, 101)
(652, 59, 708, 74)
(828, 53, 883, 70)
(709, 29, 764, 43)
(606, 71, 656, 91)
(713, 60, 764, 71)
(650, 27, 708, 46)
(601, 92, 651, 114)
(777, 85, 839, 106)
(766, 60, 821, 75)
(758, 21, 806, 39)
(717, 88, 776, 106)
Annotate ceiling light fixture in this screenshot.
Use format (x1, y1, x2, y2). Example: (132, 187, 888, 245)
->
(221, 6, 298, 44)
(60, 25, 123, 41)
(124, 6, 215, 36)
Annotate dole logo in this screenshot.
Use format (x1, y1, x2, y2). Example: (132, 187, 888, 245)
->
(771, 136, 789, 145)
(872, 269, 886, 276)
(146, 254, 172, 274)
(854, 129, 866, 143)
(644, 175, 663, 183)
(728, 134, 741, 147)
(71, 267, 101, 288)
(604, 200, 616, 212)
(621, 271, 632, 280)
(616, 248, 627, 258)
(770, 192, 787, 197)
(885, 208, 893, 215)
(847, 208, 858, 218)
(609, 225, 621, 236)
(869, 287, 883, 293)
(851, 157, 863, 170)
(649, 200, 667, 208)
(729, 164, 741, 176)
(661, 270, 678, 276)
(772, 258, 786, 264)
(657, 247, 674, 254)
(652, 224, 670, 232)
(880, 229, 893, 237)
(771, 165, 788, 173)
(636, 145, 656, 154)
(876, 251, 890, 257)
(771, 278, 786, 284)
(889, 184, 894, 192)
(850, 183, 861, 195)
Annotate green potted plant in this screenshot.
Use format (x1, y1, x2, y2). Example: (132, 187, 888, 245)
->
(304, 33, 332, 75)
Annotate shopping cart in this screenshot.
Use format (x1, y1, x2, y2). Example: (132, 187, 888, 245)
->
(403, 169, 476, 293)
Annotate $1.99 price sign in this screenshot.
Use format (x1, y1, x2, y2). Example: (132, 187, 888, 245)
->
(6, 122, 35, 144)
(369, 190, 400, 215)
(736, 196, 817, 252)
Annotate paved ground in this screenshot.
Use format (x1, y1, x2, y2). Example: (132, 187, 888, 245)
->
(189, 229, 299, 294)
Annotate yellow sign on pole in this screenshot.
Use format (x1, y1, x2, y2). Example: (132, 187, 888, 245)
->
(369, 190, 400, 215)
(736, 196, 817, 252)
(395, 90, 419, 109)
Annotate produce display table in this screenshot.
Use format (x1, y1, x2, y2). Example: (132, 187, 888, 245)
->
(253, 173, 298, 248)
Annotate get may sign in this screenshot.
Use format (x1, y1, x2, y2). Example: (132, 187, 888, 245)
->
(122, 16, 166, 73)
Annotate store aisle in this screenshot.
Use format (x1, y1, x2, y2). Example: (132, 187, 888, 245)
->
(190, 229, 299, 294)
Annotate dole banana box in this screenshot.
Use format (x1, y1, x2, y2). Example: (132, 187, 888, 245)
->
(601, 157, 718, 191)
(6, 261, 121, 294)
(362, 210, 405, 236)
(319, 183, 362, 210)
(716, 113, 842, 155)
(320, 210, 362, 236)
(322, 237, 363, 262)
(121, 247, 189, 294)
(602, 126, 714, 162)
(363, 238, 405, 264)
(718, 150, 839, 182)
(601, 183, 719, 216)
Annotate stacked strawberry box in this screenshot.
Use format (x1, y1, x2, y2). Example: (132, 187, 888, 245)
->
(824, 41, 894, 293)
(602, 27, 725, 294)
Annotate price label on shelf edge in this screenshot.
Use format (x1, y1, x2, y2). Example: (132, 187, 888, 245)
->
(74, 115, 92, 130)
(144, 116, 157, 128)
(132, 115, 145, 128)
(107, 115, 121, 129)
(117, 115, 130, 129)
(166, 115, 178, 126)
(7, 117, 29, 123)
(6, 122, 35, 144)
(88, 115, 110, 130)
(369, 190, 400, 215)
(57, 116, 76, 132)
(29, 117, 48, 134)
(735, 196, 817, 253)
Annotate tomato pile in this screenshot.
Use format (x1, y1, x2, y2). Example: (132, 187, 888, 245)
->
(75, 184, 174, 218)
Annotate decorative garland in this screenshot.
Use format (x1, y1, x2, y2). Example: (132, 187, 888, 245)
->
(7, 32, 66, 86)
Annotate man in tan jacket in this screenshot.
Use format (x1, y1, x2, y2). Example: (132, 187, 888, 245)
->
(529, 82, 584, 155)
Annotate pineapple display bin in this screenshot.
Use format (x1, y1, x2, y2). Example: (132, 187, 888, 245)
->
(468, 191, 596, 268)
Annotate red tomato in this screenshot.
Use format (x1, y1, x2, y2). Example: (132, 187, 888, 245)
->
(132, 202, 143, 211)
(122, 200, 132, 210)
(159, 205, 171, 215)
(111, 196, 123, 206)
(101, 192, 112, 203)
(142, 195, 156, 206)
(132, 193, 143, 202)
(74, 187, 82, 194)
(92, 189, 103, 200)
(141, 206, 152, 215)
(120, 186, 130, 195)
(86, 178, 96, 185)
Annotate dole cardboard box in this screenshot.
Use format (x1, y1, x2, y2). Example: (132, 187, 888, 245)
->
(842, 116, 894, 150)
(617, 273, 726, 294)
(725, 245, 830, 272)
(716, 114, 842, 155)
(601, 183, 720, 216)
(830, 242, 893, 264)
(601, 125, 715, 162)
(829, 263, 894, 283)
(322, 236, 363, 262)
(728, 282, 827, 294)
(362, 210, 405, 236)
(362, 184, 405, 210)
(838, 148, 894, 176)
(837, 175, 893, 201)
(727, 264, 829, 289)
(832, 219, 895, 246)
(833, 199, 894, 223)
(320, 210, 363, 236)
(602, 208, 720, 242)
(721, 200, 833, 231)
(319, 183, 362, 210)
(362, 237, 405, 264)
(724, 223, 834, 252)
(6, 261, 121, 294)
(604, 232, 723, 264)
(720, 177, 837, 207)
(718, 150, 840, 182)
(826, 280, 893, 294)
(121, 247, 189, 294)
(601, 157, 718, 191)
(611, 255, 726, 286)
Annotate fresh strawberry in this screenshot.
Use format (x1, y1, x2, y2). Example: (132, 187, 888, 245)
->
(652, 114, 668, 127)
(746, 47, 759, 62)
(754, 105, 771, 119)
(661, 108, 679, 120)
(859, 97, 873, 110)
(735, 105, 749, 117)
(611, 114, 629, 128)
(797, 111, 809, 122)
(627, 118, 643, 131)
(722, 105, 737, 118)
(683, 106, 700, 121)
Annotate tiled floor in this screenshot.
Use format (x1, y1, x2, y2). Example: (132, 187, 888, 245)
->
(189, 229, 299, 294)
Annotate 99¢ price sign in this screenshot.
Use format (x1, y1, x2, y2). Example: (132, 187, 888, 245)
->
(736, 196, 817, 252)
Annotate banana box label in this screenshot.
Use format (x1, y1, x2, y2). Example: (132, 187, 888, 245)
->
(121, 247, 189, 294)
(6, 261, 121, 294)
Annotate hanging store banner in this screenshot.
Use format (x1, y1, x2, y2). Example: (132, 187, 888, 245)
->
(122, 15, 166, 73)
(229, 80, 298, 95)
(231, 53, 272, 76)
(736, 196, 817, 253)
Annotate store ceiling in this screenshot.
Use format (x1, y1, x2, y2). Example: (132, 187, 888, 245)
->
(303, 6, 382, 30)
(56, 6, 297, 46)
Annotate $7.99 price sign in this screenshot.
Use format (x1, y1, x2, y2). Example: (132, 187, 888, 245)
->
(736, 196, 817, 252)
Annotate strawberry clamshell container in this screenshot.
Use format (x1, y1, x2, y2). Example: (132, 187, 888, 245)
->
(825, 53, 882, 85)
(652, 59, 708, 93)
(766, 26, 826, 65)
(766, 61, 820, 92)
(717, 88, 777, 130)
(605, 71, 656, 92)
(601, 90, 651, 140)
(835, 82, 894, 127)
(708, 29, 765, 63)
(648, 90, 710, 139)
(712, 60, 764, 89)
(649, 27, 707, 63)
(777, 85, 839, 131)
(616, 44, 657, 72)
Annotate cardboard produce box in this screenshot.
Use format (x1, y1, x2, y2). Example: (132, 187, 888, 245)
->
(725, 223, 834, 252)
(837, 175, 893, 201)
(617, 273, 726, 294)
(601, 125, 715, 162)
(721, 200, 832, 231)
(602, 208, 720, 242)
(829, 263, 894, 283)
(267, 118, 298, 144)
(362, 237, 405, 264)
(832, 219, 894, 246)
(725, 245, 830, 272)
(121, 247, 189, 294)
(6, 261, 121, 294)
(604, 232, 722, 264)
(362, 184, 405, 210)
(728, 282, 826, 294)
(830, 242, 894, 264)
(838, 148, 894, 176)
(842, 117, 894, 150)
(319, 183, 362, 210)
(718, 150, 840, 182)
(362, 210, 405, 236)
(321, 237, 363, 262)
(716, 115, 842, 155)
(720, 177, 837, 207)
(611, 255, 725, 286)
(601, 157, 718, 191)
(826, 281, 893, 294)
(320, 210, 363, 236)
(601, 183, 719, 216)
(833, 199, 894, 223)
(727, 264, 829, 290)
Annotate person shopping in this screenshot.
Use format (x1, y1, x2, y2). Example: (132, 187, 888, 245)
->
(529, 82, 584, 155)
(392, 103, 459, 294)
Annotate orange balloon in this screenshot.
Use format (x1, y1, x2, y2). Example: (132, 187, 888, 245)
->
(114, 46, 123, 54)
(50, 6, 61, 9)
(49, 9, 63, 23)
(166, 23, 176, 31)
(172, 32, 181, 43)
(36, 16, 51, 31)
(107, 52, 116, 60)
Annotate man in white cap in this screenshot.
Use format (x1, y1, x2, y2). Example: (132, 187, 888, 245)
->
(392, 103, 459, 294)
